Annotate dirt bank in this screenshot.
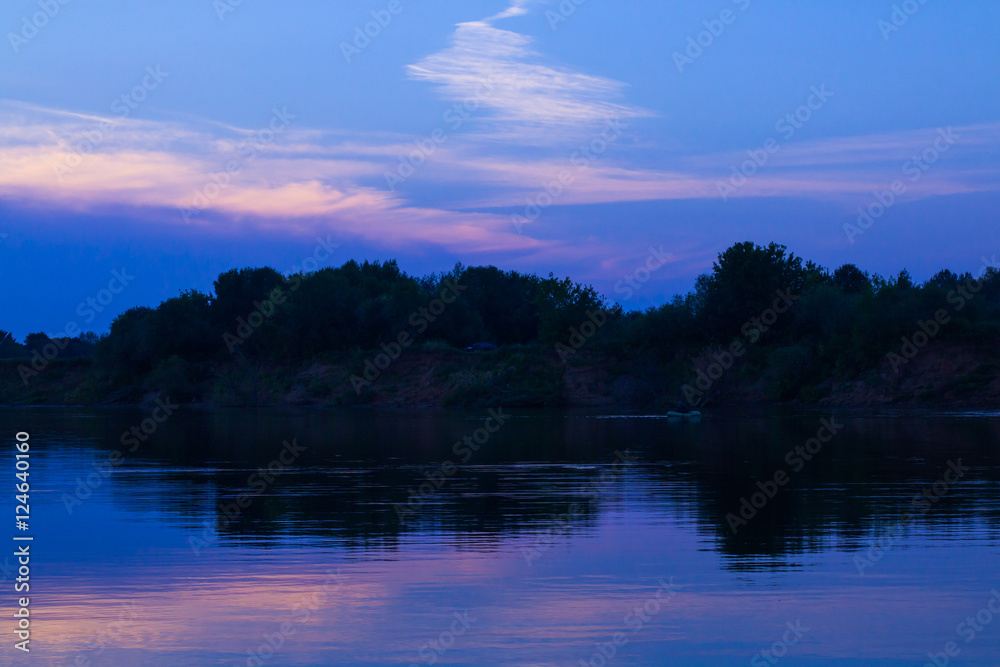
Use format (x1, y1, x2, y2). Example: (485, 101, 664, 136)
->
(2, 340, 998, 409)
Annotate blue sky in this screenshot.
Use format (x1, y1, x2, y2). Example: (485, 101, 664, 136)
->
(2, 0, 1000, 338)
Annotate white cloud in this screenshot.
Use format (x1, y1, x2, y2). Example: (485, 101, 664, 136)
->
(0, 101, 546, 254)
(0, 90, 998, 270)
(486, 0, 534, 22)
(406, 2, 653, 143)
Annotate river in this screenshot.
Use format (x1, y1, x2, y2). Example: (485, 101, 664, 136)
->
(2, 407, 999, 665)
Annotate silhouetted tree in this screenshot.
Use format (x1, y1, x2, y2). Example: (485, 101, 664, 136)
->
(70, 243, 1000, 404)
(0, 330, 24, 359)
(693, 242, 818, 341)
(833, 264, 870, 294)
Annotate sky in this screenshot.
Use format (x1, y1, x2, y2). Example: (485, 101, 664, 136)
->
(1, 0, 999, 338)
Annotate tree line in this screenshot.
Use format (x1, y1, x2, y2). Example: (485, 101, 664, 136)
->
(5, 242, 1000, 402)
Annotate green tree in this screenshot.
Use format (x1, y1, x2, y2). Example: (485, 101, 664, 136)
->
(694, 242, 815, 341)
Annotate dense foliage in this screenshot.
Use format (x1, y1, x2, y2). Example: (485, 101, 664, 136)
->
(5, 242, 1000, 404)
(78, 260, 606, 382)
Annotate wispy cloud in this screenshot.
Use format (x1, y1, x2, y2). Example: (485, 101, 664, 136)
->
(2, 7, 1000, 283)
(2, 99, 998, 247)
(486, 0, 534, 22)
(0, 101, 546, 255)
(406, 2, 653, 143)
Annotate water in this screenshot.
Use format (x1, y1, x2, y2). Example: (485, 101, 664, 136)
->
(2, 407, 999, 665)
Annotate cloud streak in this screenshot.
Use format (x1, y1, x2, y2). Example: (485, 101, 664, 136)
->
(406, 2, 653, 143)
(0, 101, 546, 255)
(1, 98, 998, 254)
(1, 1, 999, 273)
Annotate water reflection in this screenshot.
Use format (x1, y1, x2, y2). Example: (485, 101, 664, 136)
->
(3, 407, 1000, 665)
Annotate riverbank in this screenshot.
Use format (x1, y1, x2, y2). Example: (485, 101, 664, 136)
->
(3, 339, 999, 409)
